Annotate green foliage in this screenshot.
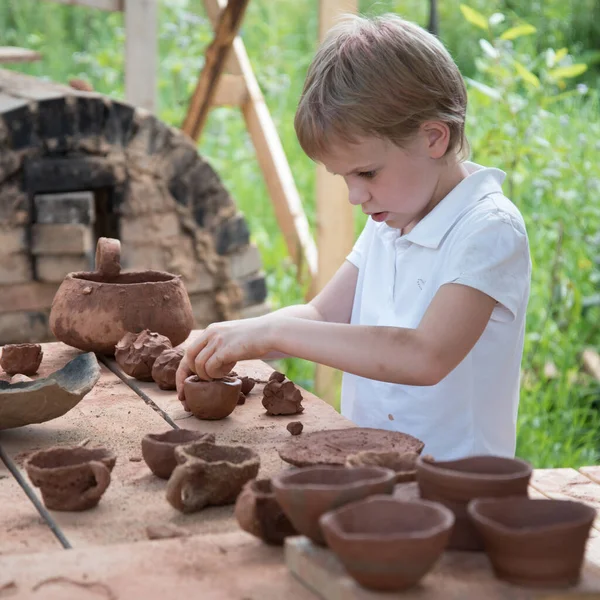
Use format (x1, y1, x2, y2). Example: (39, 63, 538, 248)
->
(1, 0, 598, 466)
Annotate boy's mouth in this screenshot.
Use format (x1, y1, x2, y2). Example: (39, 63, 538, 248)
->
(370, 211, 389, 223)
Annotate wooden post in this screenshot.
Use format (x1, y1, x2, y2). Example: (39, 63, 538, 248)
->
(124, 0, 158, 113)
(182, 0, 250, 141)
(314, 0, 357, 407)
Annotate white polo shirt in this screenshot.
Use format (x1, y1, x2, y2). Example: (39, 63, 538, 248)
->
(341, 162, 531, 460)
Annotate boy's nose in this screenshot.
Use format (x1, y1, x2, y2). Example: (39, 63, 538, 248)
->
(348, 184, 369, 206)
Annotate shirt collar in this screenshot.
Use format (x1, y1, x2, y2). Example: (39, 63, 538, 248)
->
(380, 162, 506, 249)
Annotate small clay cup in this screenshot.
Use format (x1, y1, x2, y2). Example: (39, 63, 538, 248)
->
(271, 465, 396, 546)
(183, 375, 242, 420)
(141, 429, 216, 479)
(234, 478, 297, 545)
(320, 496, 455, 592)
(468, 497, 595, 588)
(26, 446, 116, 511)
(166, 442, 260, 513)
(0, 343, 43, 376)
(416, 455, 532, 551)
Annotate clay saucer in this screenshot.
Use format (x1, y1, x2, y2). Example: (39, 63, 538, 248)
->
(0, 353, 100, 430)
(320, 496, 454, 592)
(277, 428, 424, 468)
(468, 497, 595, 588)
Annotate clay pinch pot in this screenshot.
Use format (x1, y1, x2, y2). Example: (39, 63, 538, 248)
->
(416, 454, 532, 551)
(0, 343, 43, 376)
(166, 442, 260, 513)
(49, 237, 194, 355)
(141, 429, 216, 479)
(468, 497, 595, 588)
(151, 347, 185, 390)
(271, 465, 396, 546)
(345, 450, 421, 484)
(234, 478, 297, 545)
(115, 330, 172, 381)
(183, 375, 242, 420)
(320, 496, 454, 592)
(25, 445, 116, 511)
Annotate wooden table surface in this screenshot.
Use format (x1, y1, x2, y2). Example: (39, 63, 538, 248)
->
(1, 340, 600, 599)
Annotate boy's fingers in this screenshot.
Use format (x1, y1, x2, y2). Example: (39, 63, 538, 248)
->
(175, 357, 194, 410)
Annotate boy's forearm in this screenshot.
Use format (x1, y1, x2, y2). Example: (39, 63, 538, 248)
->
(268, 317, 441, 386)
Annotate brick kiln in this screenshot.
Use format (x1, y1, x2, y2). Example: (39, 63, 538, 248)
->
(0, 69, 268, 345)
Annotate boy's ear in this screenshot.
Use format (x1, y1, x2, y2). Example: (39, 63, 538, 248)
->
(422, 121, 450, 159)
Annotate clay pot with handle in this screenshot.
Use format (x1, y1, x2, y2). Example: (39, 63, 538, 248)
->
(49, 237, 194, 355)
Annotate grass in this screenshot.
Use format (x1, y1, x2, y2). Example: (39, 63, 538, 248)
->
(1, 0, 599, 467)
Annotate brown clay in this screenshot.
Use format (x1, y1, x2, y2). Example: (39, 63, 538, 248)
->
(234, 478, 297, 545)
(141, 429, 216, 479)
(468, 497, 595, 588)
(151, 347, 185, 390)
(346, 450, 420, 483)
(26, 445, 116, 511)
(237, 391, 246, 405)
(320, 496, 454, 592)
(183, 375, 242, 420)
(278, 427, 425, 468)
(416, 454, 532, 551)
(0, 343, 43, 375)
(240, 376, 256, 396)
(287, 421, 303, 436)
(49, 237, 194, 355)
(271, 465, 396, 546)
(115, 330, 172, 381)
(166, 442, 260, 513)
(262, 371, 304, 415)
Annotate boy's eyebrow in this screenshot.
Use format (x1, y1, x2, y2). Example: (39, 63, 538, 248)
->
(327, 165, 375, 176)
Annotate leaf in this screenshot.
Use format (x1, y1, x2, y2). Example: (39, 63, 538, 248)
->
(548, 64, 588, 79)
(465, 77, 502, 100)
(479, 39, 498, 58)
(460, 5, 489, 31)
(514, 60, 540, 88)
(500, 24, 537, 40)
(554, 48, 569, 63)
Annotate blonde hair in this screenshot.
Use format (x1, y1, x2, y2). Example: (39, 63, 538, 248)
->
(295, 13, 469, 161)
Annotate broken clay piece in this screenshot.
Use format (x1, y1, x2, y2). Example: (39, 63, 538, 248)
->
(416, 454, 532, 551)
(142, 429, 216, 479)
(26, 445, 116, 511)
(262, 371, 304, 416)
(346, 450, 421, 483)
(0, 343, 43, 376)
(272, 465, 396, 546)
(287, 421, 303, 436)
(468, 497, 595, 588)
(151, 347, 185, 390)
(320, 496, 454, 592)
(183, 375, 241, 420)
(234, 478, 297, 545)
(115, 330, 172, 381)
(166, 442, 260, 513)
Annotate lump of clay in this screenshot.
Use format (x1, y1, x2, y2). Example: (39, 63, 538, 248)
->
(240, 376, 256, 396)
(0, 344, 43, 376)
(287, 421, 303, 436)
(115, 330, 172, 381)
(151, 347, 185, 390)
(262, 371, 304, 416)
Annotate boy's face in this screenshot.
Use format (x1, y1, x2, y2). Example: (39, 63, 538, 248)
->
(321, 132, 450, 232)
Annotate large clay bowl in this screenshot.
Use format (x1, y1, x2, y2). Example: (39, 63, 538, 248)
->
(0, 352, 100, 430)
(234, 478, 297, 545)
(49, 237, 194, 355)
(272, 465, 395, 546)
(416, 455, 532, 551)
(468, 497, 595, 588)
(141, 429, 216, 479)
(183, 375, 242, 420)
(26, 445, 116, 511)
(320, 496, 454, 592)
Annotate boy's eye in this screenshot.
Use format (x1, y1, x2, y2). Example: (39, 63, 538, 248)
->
(358, 170, 376, 179)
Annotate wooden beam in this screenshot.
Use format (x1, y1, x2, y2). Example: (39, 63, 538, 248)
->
(182, 0, 250, 140)
(0, 47, 42, 64)
(39, 0, 124, 10)
(124, 0, 158, 112)
(212, 73, 247, 106)
(314, 0, 357, 406)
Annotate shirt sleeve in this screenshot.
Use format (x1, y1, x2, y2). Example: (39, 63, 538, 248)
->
(346, 217, 375, 269)
(440, 211, 531, 322)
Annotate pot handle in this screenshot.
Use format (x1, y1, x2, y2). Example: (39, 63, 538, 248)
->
(95, 237, 121, 278)
(81, 460, 111, 503)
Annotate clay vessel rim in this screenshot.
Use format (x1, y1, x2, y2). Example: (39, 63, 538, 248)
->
(249, 478, 275, 498)
(468, 497, 596, 535)
(176, 442, 260, 465)
(27, 447, 116, 471)
(320, 496, 455, 541)
(272, 466, 395, 490)
(143, 431, 207, 447)
(66, 270, 181, 285)
(416, 455, 532, 480)
(184, 375, 241, 386)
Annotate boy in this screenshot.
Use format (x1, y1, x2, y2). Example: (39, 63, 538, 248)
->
(176, 14, 531, 460)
